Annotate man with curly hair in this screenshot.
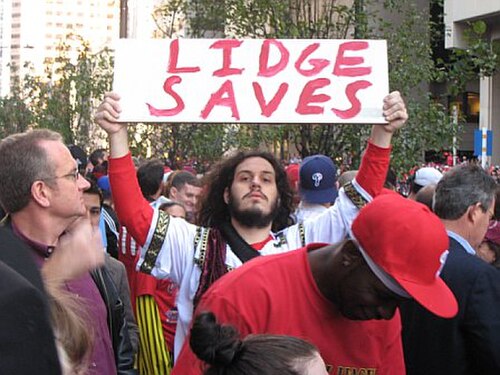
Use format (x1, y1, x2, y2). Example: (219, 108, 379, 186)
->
(95, 90, 408, 360)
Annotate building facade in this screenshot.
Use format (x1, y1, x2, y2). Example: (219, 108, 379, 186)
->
(444, 0, 500, 165)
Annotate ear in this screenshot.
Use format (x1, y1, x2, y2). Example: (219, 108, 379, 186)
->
(339, 240, 364, 268)
(223, 187, 229, 205)
(467, 203, 482, 225)
(30, 181, 51, 208)
(170, 186, 178, 199)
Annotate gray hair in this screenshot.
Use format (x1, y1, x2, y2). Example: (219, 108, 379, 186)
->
(0, 129, 62, 213)
(434, 164, 497, 220)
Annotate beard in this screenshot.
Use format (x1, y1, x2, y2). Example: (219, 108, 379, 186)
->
(227, 192, 279, 229)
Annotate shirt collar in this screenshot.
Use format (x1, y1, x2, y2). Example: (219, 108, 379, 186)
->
(251, 234, 273, 251)
(447, 230, 476, 255)
(11, 221, 55, 260)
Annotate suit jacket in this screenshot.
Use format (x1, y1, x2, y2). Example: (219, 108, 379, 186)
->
(0, 227, 61, 375)
(0, 226, 47, 292)
(401, 236, 500, 375)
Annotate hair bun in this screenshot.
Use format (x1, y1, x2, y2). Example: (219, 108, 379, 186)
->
(190, 312, 242, 367)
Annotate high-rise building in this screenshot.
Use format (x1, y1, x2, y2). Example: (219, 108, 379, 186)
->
(0, 0, 120, 95)
(0, 0, 12, 96)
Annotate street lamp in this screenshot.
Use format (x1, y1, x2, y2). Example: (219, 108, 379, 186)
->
(120, 0, 128, 38)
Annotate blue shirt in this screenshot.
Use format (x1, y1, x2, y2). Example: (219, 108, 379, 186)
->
(447, 230, 476, 255)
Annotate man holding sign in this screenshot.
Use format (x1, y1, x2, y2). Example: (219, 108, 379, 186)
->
(96, 84, 406, 362)
(96, 36, 406, 362)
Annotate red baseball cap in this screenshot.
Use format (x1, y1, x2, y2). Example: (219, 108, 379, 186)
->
(352, 193, 458, 318)
(285, 163, 299, 191)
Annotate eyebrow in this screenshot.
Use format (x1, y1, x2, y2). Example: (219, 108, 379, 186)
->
(66, 165, 78, 174)
(236, 169, 275, 176)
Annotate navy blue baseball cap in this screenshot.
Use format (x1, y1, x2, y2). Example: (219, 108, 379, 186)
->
(299, 154, 338, 204)
(67, 144, 87, 171)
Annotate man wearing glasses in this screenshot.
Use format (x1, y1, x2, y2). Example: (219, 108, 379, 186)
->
(0, 129, 135, 375)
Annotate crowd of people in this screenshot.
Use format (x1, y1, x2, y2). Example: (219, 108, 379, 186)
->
(0, 89, 499, 375)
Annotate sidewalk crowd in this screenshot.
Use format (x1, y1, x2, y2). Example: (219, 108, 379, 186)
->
(0, 89, 499, 375)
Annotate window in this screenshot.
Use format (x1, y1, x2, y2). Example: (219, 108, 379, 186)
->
(466, 92, 480, 122)
(449, 92, 480, 123)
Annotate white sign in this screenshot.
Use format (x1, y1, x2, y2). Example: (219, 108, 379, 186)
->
(113, 38, 389, 124)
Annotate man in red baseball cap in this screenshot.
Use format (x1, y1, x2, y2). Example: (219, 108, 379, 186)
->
(172, 194, 457, 375)
(349, 193, 456, 319)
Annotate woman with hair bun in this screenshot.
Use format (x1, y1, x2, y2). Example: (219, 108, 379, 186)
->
(190, 312, 328, 375)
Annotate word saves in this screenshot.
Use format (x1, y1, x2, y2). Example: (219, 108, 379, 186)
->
(147, 39, 375, 121)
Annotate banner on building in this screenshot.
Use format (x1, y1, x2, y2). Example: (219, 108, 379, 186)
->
(474, 129, 493, 156)
(113, 38, 389, 124)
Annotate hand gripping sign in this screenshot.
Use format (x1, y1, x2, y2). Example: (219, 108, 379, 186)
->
(113, 38, 389, 124)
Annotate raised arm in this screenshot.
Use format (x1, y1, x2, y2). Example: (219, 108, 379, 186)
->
(372, 91, 408, 148)
(355, 91, 408, 198)
(95, 92, 130, 158)
(95, 92, 153, 246)
(292, 91, 408, 246)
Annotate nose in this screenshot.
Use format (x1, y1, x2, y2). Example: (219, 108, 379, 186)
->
(78, 174, 91, 190)
(250, 176, 262, 189)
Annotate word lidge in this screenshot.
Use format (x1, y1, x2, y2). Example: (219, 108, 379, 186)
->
(124, 39, 388, 123)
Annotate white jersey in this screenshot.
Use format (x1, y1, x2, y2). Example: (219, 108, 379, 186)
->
(137, 181, 369, 359)
(294, 201, 330, 222)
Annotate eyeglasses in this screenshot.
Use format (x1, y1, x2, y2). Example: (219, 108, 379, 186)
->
(487, 209, 495, 220)
(42, 169, 81, 182)
(479, 203, 495, 220)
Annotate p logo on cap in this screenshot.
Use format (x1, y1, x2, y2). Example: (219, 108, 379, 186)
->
(299, 155, 338, 204)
